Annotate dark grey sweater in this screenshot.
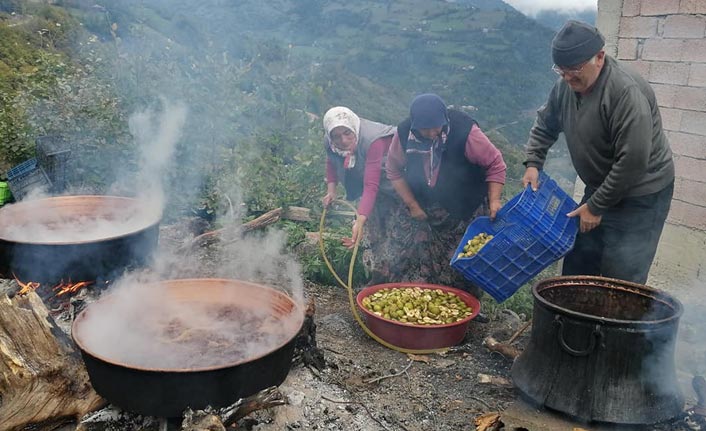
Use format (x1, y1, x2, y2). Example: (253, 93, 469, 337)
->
(525, 56, 674, 214)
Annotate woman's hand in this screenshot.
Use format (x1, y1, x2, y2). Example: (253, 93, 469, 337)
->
(408, 202, 428, 221)
(322, 182, 337, 207)
(342, 215, 367, 249)
(322, 192, 336, 207)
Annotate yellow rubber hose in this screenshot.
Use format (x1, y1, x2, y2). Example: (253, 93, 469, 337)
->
(318, 199, 449, 355)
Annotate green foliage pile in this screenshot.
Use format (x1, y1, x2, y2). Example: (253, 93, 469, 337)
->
(0, 4, 78, 166)
(0, 3, 134, 187)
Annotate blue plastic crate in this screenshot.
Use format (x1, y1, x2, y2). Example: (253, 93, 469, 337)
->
(6, 159, 52, 201)
(450, 172, 579, 302)
(6, 158, 38, 181)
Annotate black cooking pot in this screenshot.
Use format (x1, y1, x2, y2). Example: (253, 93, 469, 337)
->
(511, 276, 683, 425)
(72, 279, 305, 418)
(0, 196, 160, 282)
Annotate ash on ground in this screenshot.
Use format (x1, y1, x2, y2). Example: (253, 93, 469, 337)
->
(9, 218, 704, 431)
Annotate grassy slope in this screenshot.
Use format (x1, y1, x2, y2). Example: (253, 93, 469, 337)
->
(71, 0, 556, 143)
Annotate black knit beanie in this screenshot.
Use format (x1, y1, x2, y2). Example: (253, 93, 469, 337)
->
(552, 20, 605, 67)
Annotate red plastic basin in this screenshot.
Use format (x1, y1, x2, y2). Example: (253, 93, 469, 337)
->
(356, 282, 481, 350)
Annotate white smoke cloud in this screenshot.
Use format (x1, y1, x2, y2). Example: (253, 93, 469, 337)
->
(127, 99, 188, 212)
(504, 0, 597, 16)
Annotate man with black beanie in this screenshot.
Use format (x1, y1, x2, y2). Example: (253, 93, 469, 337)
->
(522, 20, 675, 285)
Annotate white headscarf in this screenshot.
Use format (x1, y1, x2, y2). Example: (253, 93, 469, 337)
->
(323, 107, 361, 169)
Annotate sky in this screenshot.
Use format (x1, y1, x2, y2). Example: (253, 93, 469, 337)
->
(503, 0, 598, 16)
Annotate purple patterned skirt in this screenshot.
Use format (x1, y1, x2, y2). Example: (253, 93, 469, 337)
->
(361, 192, 486, 297)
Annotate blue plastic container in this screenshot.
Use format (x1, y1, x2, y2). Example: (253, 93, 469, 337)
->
(6, 158, 52, 201)
(450, 172, 579, 302)
(7, 158, 38, 181)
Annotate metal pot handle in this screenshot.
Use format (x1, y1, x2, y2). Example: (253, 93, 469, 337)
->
(554, 315, 602, 357)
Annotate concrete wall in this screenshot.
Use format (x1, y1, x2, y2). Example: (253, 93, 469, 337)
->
(596, 0, 706, 292)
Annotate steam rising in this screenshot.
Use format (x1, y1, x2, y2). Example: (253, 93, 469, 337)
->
(74, 277, 303, 369)
(74, 99, 306, 369)
(0, 197, 160, 243)
(128, 99, 188, 211)
(2, 0, 308, 373)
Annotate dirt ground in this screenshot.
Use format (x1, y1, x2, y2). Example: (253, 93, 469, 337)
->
(241, 279, 521, 431)
(17, 219, 706, 431)
(163, 219, 524, 430)
(52, 220, 524, 431)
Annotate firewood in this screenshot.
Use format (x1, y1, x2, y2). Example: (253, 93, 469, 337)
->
(474, 412, 502, 431)
(293, 297, 325, 370)
(482, 336, 520, 360)
(181, 207, 283, 251)
(283, 206, 312, 222)
(0, 292, 105, 431)
(181, 386, 285, 430)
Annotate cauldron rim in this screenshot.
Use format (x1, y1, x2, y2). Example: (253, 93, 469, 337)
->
(71, 278, 305, 373)
(0, 195, 162, 245)
(532, 275, 683, 327)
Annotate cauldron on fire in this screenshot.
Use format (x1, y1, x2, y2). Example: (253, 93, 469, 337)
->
(72, 278, 305, 418)
(0, 196, 161, 282)
(511, 276, 684, 425)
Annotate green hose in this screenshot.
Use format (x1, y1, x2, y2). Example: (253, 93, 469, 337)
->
(318, 199, 449, 355)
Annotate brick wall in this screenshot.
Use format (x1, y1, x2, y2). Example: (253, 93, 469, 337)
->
(597, 0, 706, 290)
(612, 0, 706, 231)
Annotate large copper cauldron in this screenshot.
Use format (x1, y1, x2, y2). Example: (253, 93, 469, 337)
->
(0, 196, 161, 282)
(72, 279, 305, 417)
(511, 276, 683, 425)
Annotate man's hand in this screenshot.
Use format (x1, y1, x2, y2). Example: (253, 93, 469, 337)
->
(522, 167, 540, 191)
(489, 199, 502, 220)
(567, 203, 602, 233)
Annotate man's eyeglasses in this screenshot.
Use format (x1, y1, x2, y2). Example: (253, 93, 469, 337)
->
(552, 61, 589, 76)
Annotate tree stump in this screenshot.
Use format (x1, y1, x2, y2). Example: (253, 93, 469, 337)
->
(0, 291, 104, 431)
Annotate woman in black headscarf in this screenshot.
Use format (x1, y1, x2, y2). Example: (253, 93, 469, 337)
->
(382, 94, 507, 294)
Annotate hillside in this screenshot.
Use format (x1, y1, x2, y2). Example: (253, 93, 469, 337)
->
(1, 0, 566, 214)
(61, 0, 557, 142)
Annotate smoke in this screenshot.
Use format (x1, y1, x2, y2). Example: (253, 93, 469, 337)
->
(0, 0, 310, 370)
(127, 98, 188, 212)
(73, 274, 304, 370)
(0, 197, 159, 243)
(66, 98, 306, 369)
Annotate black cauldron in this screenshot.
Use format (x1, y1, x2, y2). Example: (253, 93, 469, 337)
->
(72, 279, 304, 418)
(511, 276, 683, 425)
(0, 196, 160, 282)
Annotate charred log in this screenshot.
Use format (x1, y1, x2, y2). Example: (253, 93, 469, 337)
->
(181, 386, 285, 430)
(292, 297, 325, 370)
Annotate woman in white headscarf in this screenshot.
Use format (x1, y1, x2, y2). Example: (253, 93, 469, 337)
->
(322, 107, 400, 282)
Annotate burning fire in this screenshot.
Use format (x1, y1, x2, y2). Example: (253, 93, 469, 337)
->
(16, 277, 40, 295)
(53, 280, 93, 296)
(14, 274, 93, 297)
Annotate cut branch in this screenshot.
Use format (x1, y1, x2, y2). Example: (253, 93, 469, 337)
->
(283, 206, 312, 222)
(181, 207, 283, 251)
(483, 336, 520, 360)
(181, 386, 285, 431)
(0, 292, 105, 431)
